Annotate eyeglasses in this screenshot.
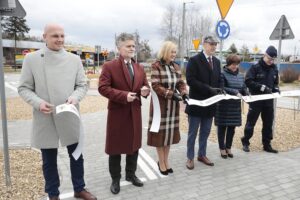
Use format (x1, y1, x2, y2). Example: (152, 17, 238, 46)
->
(265, 54, 276, 62)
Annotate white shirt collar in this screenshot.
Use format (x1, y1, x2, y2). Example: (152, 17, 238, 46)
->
(203, 51, 212, 60)
(124, 59, 132, 65)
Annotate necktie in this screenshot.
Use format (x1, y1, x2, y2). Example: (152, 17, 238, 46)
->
(126, 62, 134, 81)
(208, 56, 213, 69)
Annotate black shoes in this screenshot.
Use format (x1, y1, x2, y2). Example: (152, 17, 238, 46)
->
(226, 149, 233, 158)
(111, 175, 144, 194)
(167, 168, 173, 173)
(157, 162, 168, 175)
(242, 144, 250, 152)
(125, 175, 144, 187)
(49, 197, 60, 200)
(110, 179, 120, 194)
(264, 145, 278, 153)
(241, 138, 250, 152)
(227, 153, 233, 158)
(220, 150, 227, 159)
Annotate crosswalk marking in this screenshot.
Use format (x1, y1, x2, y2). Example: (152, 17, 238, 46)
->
(5, 82, 17, 92)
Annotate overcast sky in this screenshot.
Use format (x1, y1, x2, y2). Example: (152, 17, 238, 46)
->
(18, 0, 300, 56)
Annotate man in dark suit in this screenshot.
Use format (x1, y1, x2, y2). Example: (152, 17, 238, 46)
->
(185, 35, 222, 169)
(98, 33, 150, 194)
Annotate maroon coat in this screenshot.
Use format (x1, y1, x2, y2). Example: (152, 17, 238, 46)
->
(98, 56, 149, 155)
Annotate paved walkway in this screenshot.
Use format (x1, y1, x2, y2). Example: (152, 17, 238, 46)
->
(1, 96, 300, 200)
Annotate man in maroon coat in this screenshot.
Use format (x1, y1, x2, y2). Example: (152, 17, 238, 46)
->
(98, 33, 150, 194)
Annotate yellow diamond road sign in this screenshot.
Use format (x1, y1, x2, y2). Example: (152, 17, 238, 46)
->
(216, 0, 234, 19)
(192, 39, 201, 51)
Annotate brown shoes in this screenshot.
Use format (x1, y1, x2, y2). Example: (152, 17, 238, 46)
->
(49, 197, 60, 200)
(74, 189, 97, 200)
(197, 156, 214, 166)
(186, 159, 194, 170)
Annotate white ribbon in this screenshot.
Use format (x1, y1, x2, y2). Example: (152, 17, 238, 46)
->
(149, 89, 161, 133)
(56, 104, 84, 160)
(187, 90, 300, 107)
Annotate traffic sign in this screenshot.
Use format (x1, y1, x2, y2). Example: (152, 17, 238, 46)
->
(253, 46, 259, 54)
(216, 0, 234, 19)
(0, 0, 26, 17)
(192, 39, 201, 51)
(95, 45, 101, 53)
(269, 15, 294, 40)
(216, 20, 230, 40)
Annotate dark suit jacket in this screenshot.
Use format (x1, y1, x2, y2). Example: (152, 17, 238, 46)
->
(185, 51, 221, 117)
(98, 56, 149, 154)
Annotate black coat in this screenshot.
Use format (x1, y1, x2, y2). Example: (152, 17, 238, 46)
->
(245, 58, 279, 107)
(185, 51, 221, 117)
(215, 66, 246, 126)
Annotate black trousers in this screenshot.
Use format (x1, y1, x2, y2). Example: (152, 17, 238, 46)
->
(242, 103, 274, 147)
(109, 150, 139, 181)
(217, 126, 235, 150)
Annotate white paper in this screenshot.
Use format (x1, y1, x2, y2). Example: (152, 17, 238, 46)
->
(149, 90, 161, 133)
(56, 103, 83, 160)
(56, 104, 80, 117)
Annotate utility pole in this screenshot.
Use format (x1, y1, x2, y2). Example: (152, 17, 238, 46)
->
(0, 0, 26, 187)
(181, 1, 194, 69)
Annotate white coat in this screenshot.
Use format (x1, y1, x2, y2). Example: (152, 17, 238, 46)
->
(18, 47, 87, 149)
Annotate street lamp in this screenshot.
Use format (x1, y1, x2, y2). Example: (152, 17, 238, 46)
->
(181, 1, 194, 69)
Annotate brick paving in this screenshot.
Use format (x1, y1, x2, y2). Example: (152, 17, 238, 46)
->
(1, 88, 300, 200)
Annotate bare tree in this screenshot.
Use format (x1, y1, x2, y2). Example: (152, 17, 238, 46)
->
(160, 3, 214, 57)
(185, 5, 214, 52)
(160, 4, 181, 43)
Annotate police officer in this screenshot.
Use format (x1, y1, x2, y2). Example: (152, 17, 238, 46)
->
(241, 46, 279, 153)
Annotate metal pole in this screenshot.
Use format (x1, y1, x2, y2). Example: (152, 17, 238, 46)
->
(277, 15, 284, 72)
(181, 2, 186, 69)
(97, 46, 100, 68)
(219, 39, 223, 64)
(273, 15, 284, 137)
(0, 14, 12, 186)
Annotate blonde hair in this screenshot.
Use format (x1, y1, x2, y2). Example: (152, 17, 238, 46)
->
(157, 41, 177, 61)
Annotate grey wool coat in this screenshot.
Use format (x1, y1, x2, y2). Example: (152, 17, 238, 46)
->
(18, 47, 88, 149)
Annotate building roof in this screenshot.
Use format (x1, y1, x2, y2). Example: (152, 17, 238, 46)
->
(2, 39, 95, 53)
(2, 39, 45, 49)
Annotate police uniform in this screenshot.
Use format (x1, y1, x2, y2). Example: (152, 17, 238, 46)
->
(241, 47, 279, 152)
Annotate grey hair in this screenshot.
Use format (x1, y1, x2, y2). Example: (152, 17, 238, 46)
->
(116, 33, 135, 47)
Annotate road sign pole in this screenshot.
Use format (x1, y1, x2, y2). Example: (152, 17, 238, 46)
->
(0, 15, 12, 187)
(277, 15, 284, 71)
(273, 16, 284, 138)
(219, 39, 223, 64)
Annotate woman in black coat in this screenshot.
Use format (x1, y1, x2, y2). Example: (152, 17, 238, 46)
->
(215, 54, 248, 158)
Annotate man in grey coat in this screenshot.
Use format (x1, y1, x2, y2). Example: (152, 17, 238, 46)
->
(18, 23, 96, 200)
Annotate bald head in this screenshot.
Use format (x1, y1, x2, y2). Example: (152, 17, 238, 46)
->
(44, 23, 64, 34)
(43, 23, 65, 51)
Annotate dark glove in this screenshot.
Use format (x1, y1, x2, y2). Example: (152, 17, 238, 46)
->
(273, 87, 281, 94)
(182, 94, 189, 104)
(239, 88, 250, 96)
(211, 88, 226, 95)
(261, 85, 272, 94)
(172, 92, 182, 102)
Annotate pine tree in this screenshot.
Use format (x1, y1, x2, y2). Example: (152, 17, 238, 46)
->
(1, 16, 30, 69)
(228, 43, 238, 54)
